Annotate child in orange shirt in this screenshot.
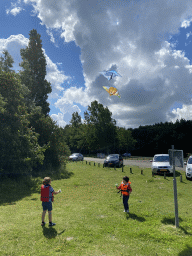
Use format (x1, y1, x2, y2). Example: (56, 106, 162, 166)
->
(116, 176, 132, 213)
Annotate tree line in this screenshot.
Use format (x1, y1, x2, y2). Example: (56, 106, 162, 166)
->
(0, 29, 190, 177)
(64, 109, 191, 158)
(129, 119, 191, 157)
(63, 101, 136, 155)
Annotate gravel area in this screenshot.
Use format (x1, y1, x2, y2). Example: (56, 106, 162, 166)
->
(84, 157, 185, 172)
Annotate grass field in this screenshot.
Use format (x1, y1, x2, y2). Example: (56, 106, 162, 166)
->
(1, 161, 192, 256)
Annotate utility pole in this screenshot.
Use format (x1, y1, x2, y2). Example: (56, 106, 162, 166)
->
(172, 145, 179, 228)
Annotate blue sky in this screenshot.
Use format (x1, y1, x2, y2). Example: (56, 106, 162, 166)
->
(1, 0, 192, 128)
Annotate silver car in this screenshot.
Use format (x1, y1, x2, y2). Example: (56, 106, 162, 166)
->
(151, 154, 173, 175)
(185, 156, 192, 180)
(68, 153, 84, 161)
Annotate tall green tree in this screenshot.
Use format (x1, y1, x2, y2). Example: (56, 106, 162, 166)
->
(0, 72, 46, 174)
(0, 50, 14, 73)
(0, 93, 6, 114)
(67, 112, 84, 152)
(28, 107, 70, 171)
(19, 29, 52, 116)
(70, 112, 82, 128)
(84, 100, 116, 153)
(116, 127, 136, 154)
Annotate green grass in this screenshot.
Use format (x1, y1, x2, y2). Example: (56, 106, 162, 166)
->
(1, 161, 192, 256)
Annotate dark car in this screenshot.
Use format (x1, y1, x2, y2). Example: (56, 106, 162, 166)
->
(104, 154, 123, 168)
(122, 153, 131, 157)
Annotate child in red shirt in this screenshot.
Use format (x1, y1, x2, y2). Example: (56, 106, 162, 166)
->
(116, 176, 132, 213)
(41, 177, 61, 226)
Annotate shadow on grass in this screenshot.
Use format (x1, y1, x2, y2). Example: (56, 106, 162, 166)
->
(126, 213, 146, 222)
(0, 166, 73, 206)
(42, 226, 66, 239)
(33, 164, 74, 181)
(178, 245, 192, 256)
(0, 176, 41, 206)
(161, 217, 192, 235)
(154, 170, 181, 178)
(161, 217, 183, 225)
(161, 216, 183, 225)
(173, 170, 181, 177)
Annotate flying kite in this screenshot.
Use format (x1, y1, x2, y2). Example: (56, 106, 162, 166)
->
(100, 70, 122, 80)
(103, 86, 121, 98)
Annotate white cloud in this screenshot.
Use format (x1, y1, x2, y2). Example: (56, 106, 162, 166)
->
(51, 113, 67, 127)
(54, 87, 92, 117)
(45, 54, 70, 92)
(170, 104, 192, 122)
(181, 18, 192, 28)
(6, 7, 23, 16)
(25, 0, 78, 42)
(186, 31, 192, 39)
(11, 0, 192, 127)
(0, 34, 28, 51)
(60, 14, 78, 42)
(46, 29, 56, 44)
(0, 34, 29, 71)
(6, 1, 24, 16)
(55, 101, 81, 115)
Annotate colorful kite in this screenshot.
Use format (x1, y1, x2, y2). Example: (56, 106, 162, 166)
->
(103, 86, 121, 98)
(100, 70, 122, 80)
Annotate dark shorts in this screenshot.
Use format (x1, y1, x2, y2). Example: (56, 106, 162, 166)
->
(42, 201, 52, 211)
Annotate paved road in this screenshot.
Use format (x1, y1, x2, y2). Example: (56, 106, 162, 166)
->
(84, 157, 185, 172)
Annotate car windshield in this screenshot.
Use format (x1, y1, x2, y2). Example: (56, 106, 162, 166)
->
(72, 153, 78, 156)
(188, 158, 192, 164)
(107, 154, 118, 159)
(153, 156, 169, 162)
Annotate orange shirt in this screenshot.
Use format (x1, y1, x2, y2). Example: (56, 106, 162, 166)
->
(117, 181, 132, 196)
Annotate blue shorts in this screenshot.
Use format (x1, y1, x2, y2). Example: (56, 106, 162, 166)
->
(42, 202, 52, 211)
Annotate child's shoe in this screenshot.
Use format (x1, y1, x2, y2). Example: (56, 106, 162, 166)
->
(41, 222, 46, 226)
(49, 222, 56, 226)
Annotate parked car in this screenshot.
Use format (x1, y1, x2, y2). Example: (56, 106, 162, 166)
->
(104, 154, 123, 168)
(151, 154, 173, 175)
(122, 153, 131, 157)
(185, 156, 192, 180)
(68, 153, 84, 161)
